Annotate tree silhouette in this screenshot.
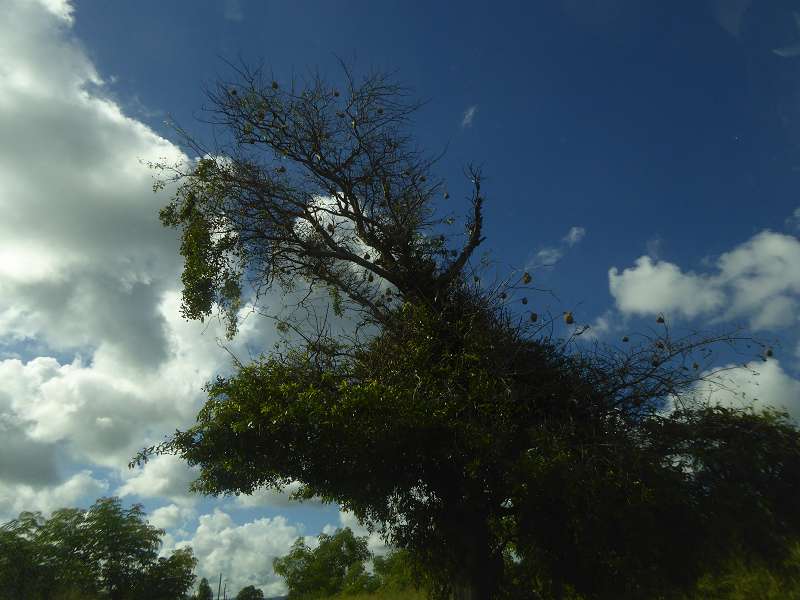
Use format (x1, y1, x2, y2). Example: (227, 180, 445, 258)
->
(140, 62, 800, 600)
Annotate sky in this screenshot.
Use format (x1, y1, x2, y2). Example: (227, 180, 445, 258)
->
(4, 0, 800, 594)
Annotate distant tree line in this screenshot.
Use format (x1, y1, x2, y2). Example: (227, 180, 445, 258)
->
(0, 497, 196, 600)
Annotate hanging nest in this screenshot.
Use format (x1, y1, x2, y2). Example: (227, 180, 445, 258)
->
(271, 81, 279, 90)
(367, 274, 374, 282)
(276, 165, 286, 173)
(326, 224, 334, 233)
(522, 272, 532, 285)
(564, 312, 574, 325)
(656, 314, 665, 324)
(692, 362, 699, 370)
(444, 192, 450, 199)
(521, 297, 528, 305)
(499, 292, 507, 300)
(622, 336, 629, 342)
(530, 312, 538, 322)
(766, 347, 774, 358)
(333, 89, 340, 97)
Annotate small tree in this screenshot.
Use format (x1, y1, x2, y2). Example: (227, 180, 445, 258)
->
(196, 577, 215, 600)
(235, 584, 265, 600)
(142, 62, 800, 599)
(272, 528, 374, 599)
(140, 546, 198, 600)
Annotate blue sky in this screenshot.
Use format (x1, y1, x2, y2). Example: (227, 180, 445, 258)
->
(3, 0, 800, 594)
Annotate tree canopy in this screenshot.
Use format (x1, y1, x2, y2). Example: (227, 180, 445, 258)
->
(272, 527, 419, 599)
(196, 577, 214, 600)
(141, 63, 800, 600)
(235, 584, 266, 600)
(273, 527, 375, 599)
(0, 497, 197, 600)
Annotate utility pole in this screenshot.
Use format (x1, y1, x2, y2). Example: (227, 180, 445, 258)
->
(217, 572, 223, 600)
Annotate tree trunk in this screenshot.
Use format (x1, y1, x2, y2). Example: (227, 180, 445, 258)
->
(451, 516, 503, 600)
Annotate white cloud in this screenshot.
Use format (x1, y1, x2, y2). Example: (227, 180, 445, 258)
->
(0, 470, 108, 521)
(609, 231, 800, 330)
(461, 105, 478, 128)
(118, 454, 200, 506)
(579, 310, 616, 341)
(149, 503, 196, 531)
(689, 359, 800, 422)
(0, 0, 281, 517)
(535, 247, 564, 265)
(609, 256, 724, 319)
(530, 225, 587, 267)
(337, 510, 389, 557)
(232, 481, 324, 509)
(34, 0, 74, 24)
(0, 0, 186, 369)
(175, 509, 303, 597)
(645, 236, 663, 259)
(563, 226, 586, 246)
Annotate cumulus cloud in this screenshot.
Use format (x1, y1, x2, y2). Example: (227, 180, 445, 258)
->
(336, 510, 390, 557)
(0, 0, 283, 518)
(34, 0, 74, 23)
(232, 481, 325, 509)
(609, 256, 724, 319)
(461, 105, 478, 128)
(118, 454, 200, 506)
(609, 231, 800, 330)
(0, 470, 108, 521)
(687, 359, 800, 422)
(0, 289, 269, 474)
(149, 503, 196, 531)
(174, 510, 303, 597)
(0, 0, 186, 369)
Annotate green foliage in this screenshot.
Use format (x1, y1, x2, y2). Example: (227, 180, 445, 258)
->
(196, 577, 215, 600)
(140, 547, 199, 600)
(273, 528, 375, 599)
(0, 497, 196, 600)
(272, 530, 425, 600)
(676, 543, 800, 600)
(235, 584, 266, 600)
(371, 550, 419, 592)
(147, 63, 800, 600)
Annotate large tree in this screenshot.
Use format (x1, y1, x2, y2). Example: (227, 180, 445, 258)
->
(141, 63, 800, 600)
